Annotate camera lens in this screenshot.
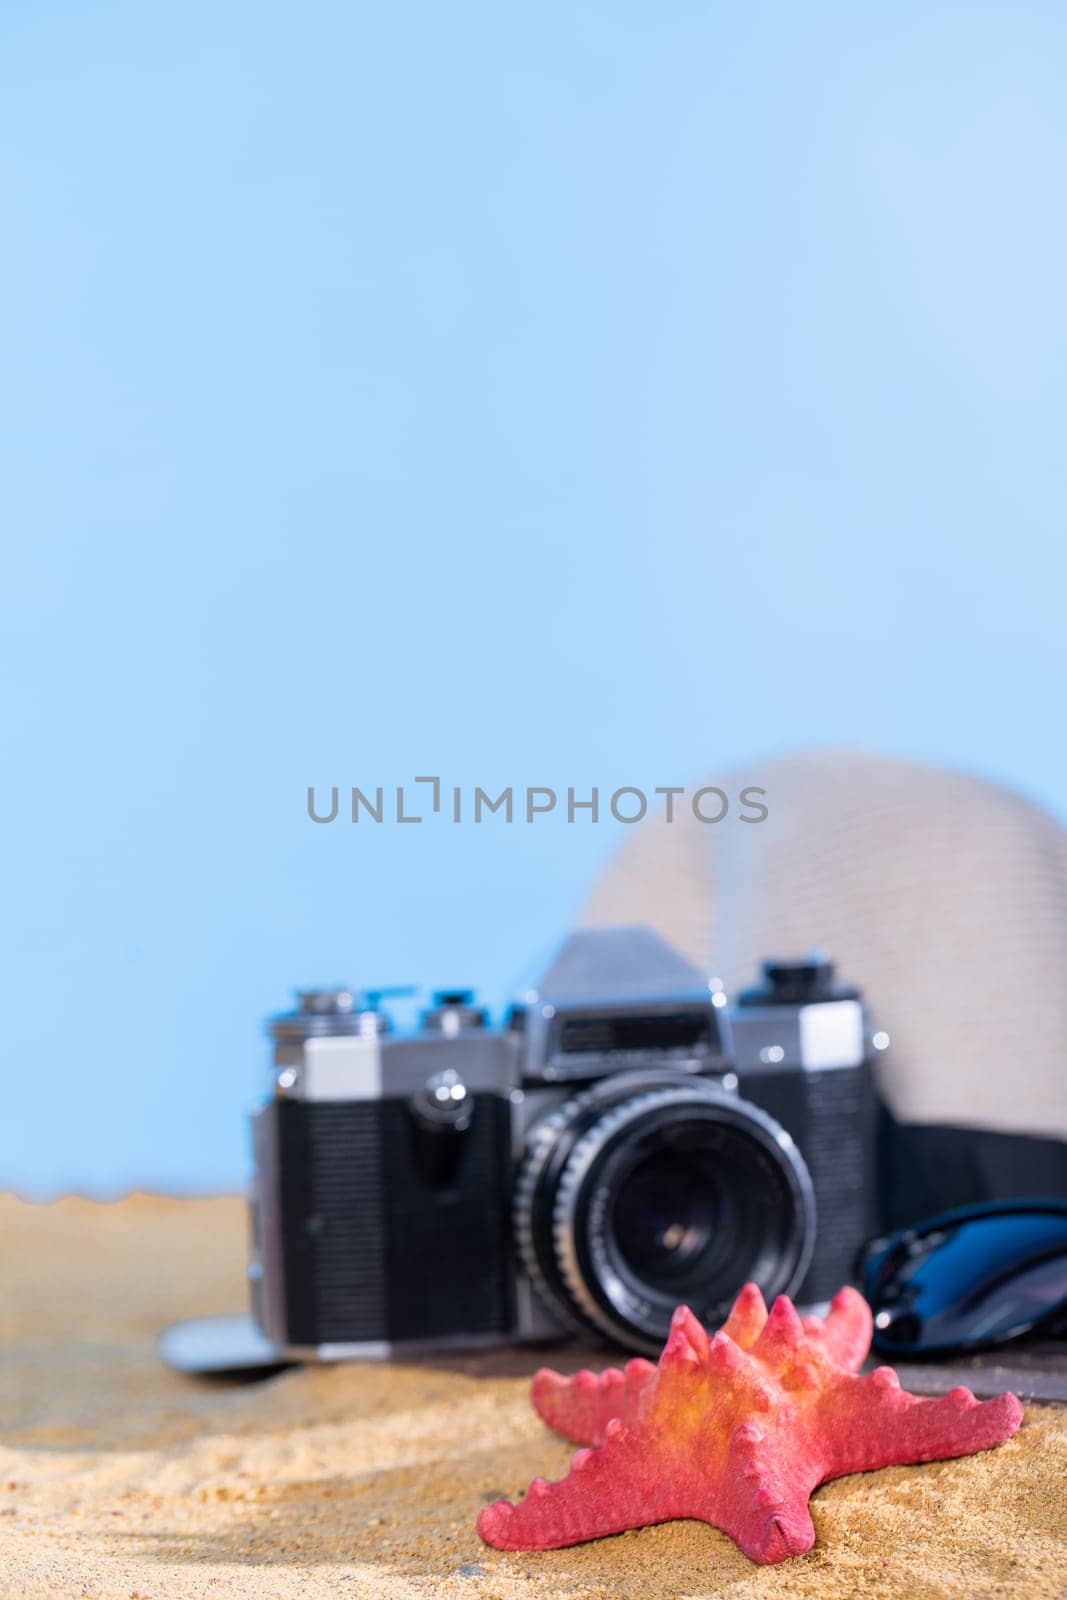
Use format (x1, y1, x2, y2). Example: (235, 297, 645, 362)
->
(515, 1074, 816, 1354)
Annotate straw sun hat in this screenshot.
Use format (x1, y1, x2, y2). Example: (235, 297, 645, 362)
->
(581, 747, 1067, 1226)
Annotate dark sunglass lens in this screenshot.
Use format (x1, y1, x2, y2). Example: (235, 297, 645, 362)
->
(871, 1208, 1067, 1352)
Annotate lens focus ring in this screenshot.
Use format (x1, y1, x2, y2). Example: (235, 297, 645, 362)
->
(513, 1085, 613, 1339)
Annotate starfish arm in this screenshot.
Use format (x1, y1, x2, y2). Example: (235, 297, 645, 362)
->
(808, 1287, 872, 1373)
(720, 1282, 768, 1348)
(825, 1370, 1024, 1478)
(531, 1358, 657, 1446)
(661, 1304, 710, 1364)
(752, 1295, 806, 1366)
(705, 1422, 816, 1564)
(717, 1491, 816, 1566)
(478, 1424, 685, 1551)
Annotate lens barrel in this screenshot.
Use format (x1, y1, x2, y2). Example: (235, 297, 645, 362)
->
(515, 1072, 816, 1354)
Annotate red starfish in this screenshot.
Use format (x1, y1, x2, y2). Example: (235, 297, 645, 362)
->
(478, 1284, 1023, 1564)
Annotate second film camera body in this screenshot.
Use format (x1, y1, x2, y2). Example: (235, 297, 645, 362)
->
(251, 927, 880, 1358)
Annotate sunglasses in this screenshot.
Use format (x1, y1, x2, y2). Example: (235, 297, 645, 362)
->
(860, 1198, 1067, 1358)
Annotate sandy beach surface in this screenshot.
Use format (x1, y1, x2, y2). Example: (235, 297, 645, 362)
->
(0, 1193, 1063, 1600)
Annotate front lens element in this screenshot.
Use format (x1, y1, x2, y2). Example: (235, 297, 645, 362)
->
(612, 1147, 723, 1281)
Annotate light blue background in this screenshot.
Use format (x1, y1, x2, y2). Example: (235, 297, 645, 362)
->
(2, 3, 1064, 1195)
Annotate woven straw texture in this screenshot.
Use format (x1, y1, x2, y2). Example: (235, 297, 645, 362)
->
(581, 748, 1067, 1141)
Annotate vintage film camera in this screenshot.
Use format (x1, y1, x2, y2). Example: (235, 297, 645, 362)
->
(241, 927, 881, 1361)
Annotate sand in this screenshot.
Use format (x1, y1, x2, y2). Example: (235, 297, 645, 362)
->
(0, 1195, 1063, 1600)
